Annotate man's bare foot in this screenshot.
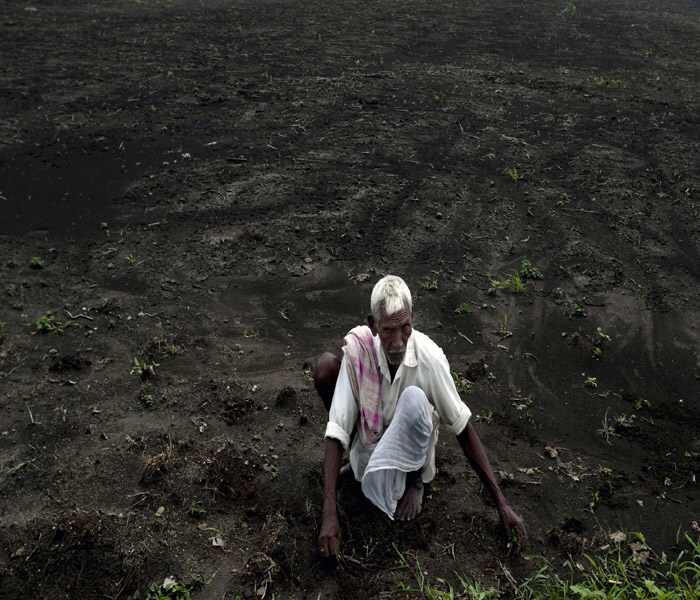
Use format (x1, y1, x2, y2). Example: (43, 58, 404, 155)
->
(394, 481, 424, 521)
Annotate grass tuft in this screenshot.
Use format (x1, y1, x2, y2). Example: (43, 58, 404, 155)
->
(391, 532, 699, 599)
(488, 272, 524, 295)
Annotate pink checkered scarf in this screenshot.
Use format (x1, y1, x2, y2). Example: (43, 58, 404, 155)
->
(343, 325, 383, 444)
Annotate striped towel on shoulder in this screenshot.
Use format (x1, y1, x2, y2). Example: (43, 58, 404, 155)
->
(343, 325, 383, 444)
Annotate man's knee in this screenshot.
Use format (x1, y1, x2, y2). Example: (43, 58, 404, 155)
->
(394, 386, 433, 439)
(397, 386, 430, 415)
(313, 353, 341, 388)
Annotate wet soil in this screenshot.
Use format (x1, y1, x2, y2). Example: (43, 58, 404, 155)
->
(1, 0, 698, 598)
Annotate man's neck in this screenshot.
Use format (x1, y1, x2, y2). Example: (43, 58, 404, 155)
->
(388, 362, 399, 382)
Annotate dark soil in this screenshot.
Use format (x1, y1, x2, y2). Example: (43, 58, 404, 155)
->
(1, 0, 698, 598)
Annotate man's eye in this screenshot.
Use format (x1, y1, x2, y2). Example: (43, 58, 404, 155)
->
(402, 325, 411, 332)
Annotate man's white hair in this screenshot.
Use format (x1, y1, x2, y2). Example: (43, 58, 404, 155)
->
(370, 275, 412, 321)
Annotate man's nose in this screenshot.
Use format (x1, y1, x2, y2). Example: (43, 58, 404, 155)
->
(390, 331, 404, 349)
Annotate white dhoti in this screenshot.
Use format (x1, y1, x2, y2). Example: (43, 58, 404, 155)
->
(360, 386, 434, 519)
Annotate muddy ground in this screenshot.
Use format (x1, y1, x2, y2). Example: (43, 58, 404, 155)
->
(0, 0, 698, 598)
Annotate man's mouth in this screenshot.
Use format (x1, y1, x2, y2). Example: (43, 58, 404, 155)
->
(388, 352, 404, 364)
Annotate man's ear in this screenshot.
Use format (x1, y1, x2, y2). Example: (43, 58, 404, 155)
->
(367, 314, 377, 335)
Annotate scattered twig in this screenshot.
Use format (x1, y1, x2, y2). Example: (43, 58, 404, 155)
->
(1, 363, 24, 378)
(24, 402, 35, 425)
(64, 309, 94, 321)
(561, 207, 599, 214)
(499, 561, 519, 594)
(454, 329, 473, 344)
(48, 379, 77, 385)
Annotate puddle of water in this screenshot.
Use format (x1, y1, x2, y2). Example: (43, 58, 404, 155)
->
(0, 140, 165, 239)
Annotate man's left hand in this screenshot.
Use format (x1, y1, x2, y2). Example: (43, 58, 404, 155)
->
(498, 505, 527, 553)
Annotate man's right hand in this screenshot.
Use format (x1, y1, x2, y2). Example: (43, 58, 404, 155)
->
(318, 512, 341, 560)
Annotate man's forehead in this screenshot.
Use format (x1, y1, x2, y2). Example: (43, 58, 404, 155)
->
(379, 305, 412, 325)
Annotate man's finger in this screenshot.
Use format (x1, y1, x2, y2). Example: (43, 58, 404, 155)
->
(319, 537, 339, 560)
(510, 523, 527, 552)
(519, 526, 528, 549)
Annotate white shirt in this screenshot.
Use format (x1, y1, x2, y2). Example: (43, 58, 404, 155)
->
(325, 329, 471, 482)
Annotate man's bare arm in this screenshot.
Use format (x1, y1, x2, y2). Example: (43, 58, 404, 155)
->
(456, 421, 527, 549)
(319, 437, 343, 558)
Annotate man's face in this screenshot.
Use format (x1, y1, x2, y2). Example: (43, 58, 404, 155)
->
(369, 304, 413, 366)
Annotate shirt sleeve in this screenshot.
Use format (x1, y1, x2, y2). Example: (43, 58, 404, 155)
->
(324, 355, 358, 451)
(427, 350, 471, 435)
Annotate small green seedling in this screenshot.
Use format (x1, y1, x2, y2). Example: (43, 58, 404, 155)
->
(519, 259, 543, 280)
(503, 166, 523, 182)
(572, 298, 587, 317)
(140, 393, 155, 408)
(6, 462, 27, 475)
(30, 257, 45, 269)
(100, 221, 109, 230)
(132, 357, 159, 378)
(634, 398, 650, 410)
(511, 396, 533, 411)
(563, 2, 576, 15)
(126, 253, 136, 265)
(596, 327, 611, 342)
(188, 500, 206, 518)
(454, 302, 472, 315)
(155, 506, 165, 517)
(498, 313, 510, 336)
(145, 576, 201, 600)
(592, 327, 611, 359)
(419, 277, 438, 291)
(35, 314, 70, 334)
(585, 376, 598, 388)
(5, 284, 18, 297)
(35, 314, 56, 333)
(588, 490, 600, 512)
(451, 370, 472, 394)
(475, 410, 495, 424)
(507, 528, 522, 556)
(498, 470, 516, 483)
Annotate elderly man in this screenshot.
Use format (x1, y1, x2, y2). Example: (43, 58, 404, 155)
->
(314, 275, 526, 559)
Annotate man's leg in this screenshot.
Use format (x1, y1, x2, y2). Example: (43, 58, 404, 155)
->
(395, 470, 424, 521)
(361, 386, 433, 521)
(312, 352, 340, 413)
(394, 389, 430, 521)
